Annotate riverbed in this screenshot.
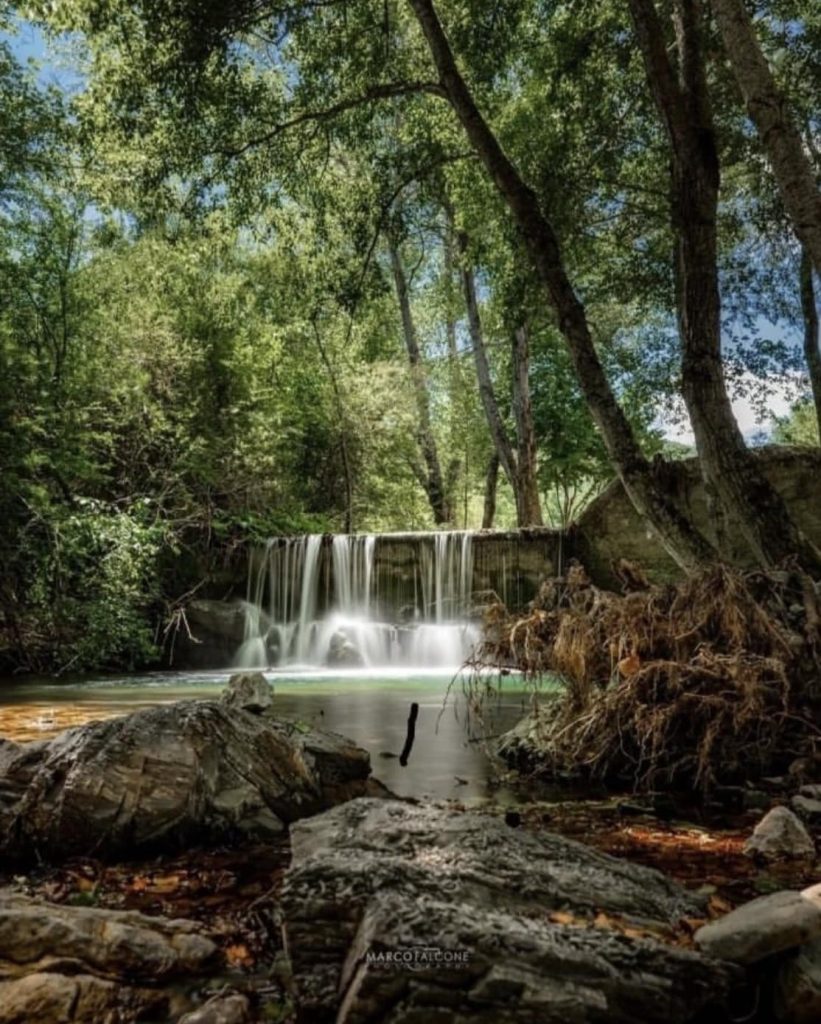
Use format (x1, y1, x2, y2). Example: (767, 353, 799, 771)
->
(0, 668, 544, 801)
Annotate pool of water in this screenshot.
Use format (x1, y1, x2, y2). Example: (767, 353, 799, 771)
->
(0, 668, 546, 801)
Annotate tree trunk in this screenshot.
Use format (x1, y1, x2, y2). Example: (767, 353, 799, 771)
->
(511, 324, 544, 525)
(482, 452, 499, 528)
(628, 0, 821, 572)
(710, 0, 821, 276)
(407, 0, 714, 571)
(312, 320, 354, 532)
(801, 249, 821, 443)
(389, 237, 452, 524)
(458, 231, 543, 525)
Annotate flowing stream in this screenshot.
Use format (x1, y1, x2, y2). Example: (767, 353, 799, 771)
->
(236, 532, 481, 670)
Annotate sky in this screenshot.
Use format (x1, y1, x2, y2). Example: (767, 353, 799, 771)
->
(2, 17, 812, 446)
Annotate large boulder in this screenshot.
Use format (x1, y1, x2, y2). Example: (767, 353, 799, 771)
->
(0, 891, 217, 1024)
(281, 798, 738, 1024)
(0, 698, 371, 864)
(186, 599, 254, 644)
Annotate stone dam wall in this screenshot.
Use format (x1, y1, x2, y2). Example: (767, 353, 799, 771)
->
(175, 446, 821, 666)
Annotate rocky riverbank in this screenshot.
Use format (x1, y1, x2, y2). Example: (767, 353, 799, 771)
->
(0, 674, 819, 1023)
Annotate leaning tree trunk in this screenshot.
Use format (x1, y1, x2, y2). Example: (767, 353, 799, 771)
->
(710, 0, 821, 276)
(389, 238, 452, 524)
(407, 0, 714, 570)
(628, 0, 821, 572)
(800, 249, 821, 443)
(511, 324, 544, 525)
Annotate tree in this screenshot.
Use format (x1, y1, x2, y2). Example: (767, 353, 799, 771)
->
(710, 0, 821, 275)
(405, 0, 715, 569)
(458, 230, 542, 526)
(628, 0, 821, 569)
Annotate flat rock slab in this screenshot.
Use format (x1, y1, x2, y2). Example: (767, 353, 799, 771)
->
(0, 972, 166, 1024)
(695, 889, 821, 964)
(0, 699, 371, 863)
(282, 798, 737, 1023)
(0, 891, 217, 981)
(0, 892, 218, 1024)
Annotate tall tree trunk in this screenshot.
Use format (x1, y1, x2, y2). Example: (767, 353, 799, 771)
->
(407, 0, 714, 570)
(511, 324, 544, 525)
(312, 319, 353, 532)
(801, 249, 821, 443)
(710, 0, 821, 276)
(458, 230, 543, 525)
(482, 451, 499, 528)
(389, 237, 452, 524)
(628, 0, 821, 571)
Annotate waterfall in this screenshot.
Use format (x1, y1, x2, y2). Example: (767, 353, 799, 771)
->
(236, 532, 479, 670)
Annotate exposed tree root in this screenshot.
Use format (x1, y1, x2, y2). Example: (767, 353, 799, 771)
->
(476, 561, 821, 791)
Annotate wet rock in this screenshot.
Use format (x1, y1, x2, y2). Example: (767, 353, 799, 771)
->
(282, 798, 736, 1023)
(694, 889, 821, 964)
(0, 890, 218, 979)
(0, 700, 371, 864)
(744, 806, 815, 862)
(496, 710, 553, 772)
(326, 631, 364, 668)
(800, 784, 821, 800)
(187, 599, 255, 644)
(220, 671, 273, 713)
(775, 936, 821, 1023)
(178, 993, 251, 1024)
(792, 794, 821, 825)
(0, 892, 216, 1024)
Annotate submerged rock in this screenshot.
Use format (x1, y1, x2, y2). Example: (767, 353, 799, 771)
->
(744, 805, 815, 862)
(0, 698, 371, 864)
(281, 798, 737, 1023)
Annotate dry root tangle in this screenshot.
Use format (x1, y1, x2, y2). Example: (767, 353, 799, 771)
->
(476, 560, 821, 791)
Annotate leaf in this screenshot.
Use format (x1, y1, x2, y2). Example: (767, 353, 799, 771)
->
(225, 943, 255, 968)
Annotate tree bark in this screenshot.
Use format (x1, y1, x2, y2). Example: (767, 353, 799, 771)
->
(407, 0, 714, 570)
(482, 451, 499, 528)
(801, 249, 821, 443)
(628, 0, 821, 571)
(511, 324, 544, 525)
(389, 236, 452, 524)
(710, 0, 821, 276)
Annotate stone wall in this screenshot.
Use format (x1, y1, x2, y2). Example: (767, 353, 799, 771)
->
(173, 446, 821, 666)
(573, 445, 821, 589)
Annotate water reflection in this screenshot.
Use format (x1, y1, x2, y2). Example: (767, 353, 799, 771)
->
(0, 671, 535, 801)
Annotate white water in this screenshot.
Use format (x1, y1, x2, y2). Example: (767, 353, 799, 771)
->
(236, 532, 480, 670)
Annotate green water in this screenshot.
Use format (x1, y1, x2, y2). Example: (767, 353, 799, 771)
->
(0, 669, 543, 801)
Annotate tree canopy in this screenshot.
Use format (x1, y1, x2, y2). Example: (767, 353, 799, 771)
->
(0, 0, 818, 671)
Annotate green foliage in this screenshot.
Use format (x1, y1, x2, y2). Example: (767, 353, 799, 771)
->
(772, 400, 820, 446)
(18, 500, 165, 672)
(0, 1, 816, 671)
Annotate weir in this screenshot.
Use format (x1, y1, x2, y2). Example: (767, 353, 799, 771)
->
(235, 529, 563, 670)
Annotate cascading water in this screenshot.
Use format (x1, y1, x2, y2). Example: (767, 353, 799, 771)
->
(235, 532, 480, 670)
